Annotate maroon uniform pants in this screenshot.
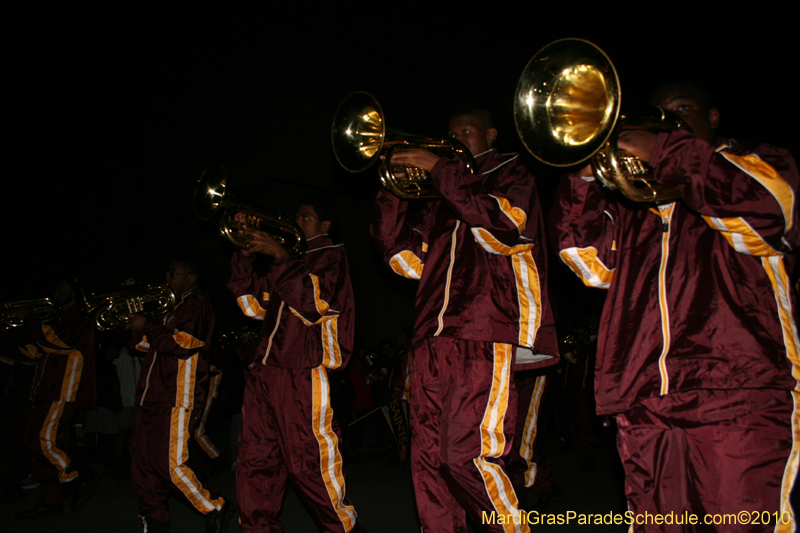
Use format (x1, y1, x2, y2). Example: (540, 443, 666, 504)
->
(194, 371, 222, 461)
(505, 372, 555, 492)
(131, 406, 224, 527)
(25, 400, 79, 504)
(617, 389, 796, 532)
(411, 337, 528, 533)
(237, 364, 356, 533)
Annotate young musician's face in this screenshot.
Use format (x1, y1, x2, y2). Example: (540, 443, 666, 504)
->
(448, 114, 496, 156)
(652, 86, 719, 144)
(53, 281, 75, 306)
(296, 205, 330, 240)
(165, 262, 195, 294)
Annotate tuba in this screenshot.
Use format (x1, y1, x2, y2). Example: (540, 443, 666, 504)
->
(85, 283, 177, 331)
(514, 38, 686, 203)
(331, 92, 477, 199)
(1, 298, 60, 329)
(193, 166, 306, 256)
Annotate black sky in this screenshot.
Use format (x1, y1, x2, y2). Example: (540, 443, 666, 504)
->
(6, 4, 797, 339)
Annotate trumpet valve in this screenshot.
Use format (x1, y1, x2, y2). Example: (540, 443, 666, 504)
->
(126, 297, 145, 314)
(404, 166, 429, 180)
(389, 164, 430, 182)
(617, 152, 650, 177)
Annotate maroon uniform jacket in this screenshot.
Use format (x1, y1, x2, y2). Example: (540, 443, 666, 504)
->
(550, 130, 800, 414)
(227, 234, 354, 371)
(20, 303, 96, 408)
(132, 286, 215, 412)
(371, 148, 558, 370)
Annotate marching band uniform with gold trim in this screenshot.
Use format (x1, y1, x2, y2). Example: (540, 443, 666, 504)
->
(129, 285, 223, 528)
(228, 233, 358, 533)
(505, 319, 560, 497)
(550, 130, 800, 530)
(371, 148, 557, 533)
(192, 359, 223, 463)
(20, 302, 96, 506)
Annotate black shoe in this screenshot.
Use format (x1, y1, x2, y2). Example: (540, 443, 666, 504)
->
(15, 500, 65, 520)
(20, 474, 40, 490)
(71, 468, 103, 511)
(205, 499, 237, 533)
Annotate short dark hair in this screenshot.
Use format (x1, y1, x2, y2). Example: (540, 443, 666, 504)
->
(299, 195, 337, 227)
(448, 107, 494, 130)
(650, 81, 716, 110)
(170, 259, 199, 279)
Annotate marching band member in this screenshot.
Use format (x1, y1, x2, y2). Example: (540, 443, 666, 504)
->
(550, 83, 800, 530)
(228, 199, 367, 533)
(128, 261, 232, 533)
(15, 279, 96, 519)
(371, 108, 558, 532)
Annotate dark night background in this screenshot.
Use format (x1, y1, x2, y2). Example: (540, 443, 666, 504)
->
(6, 4, 797, 344)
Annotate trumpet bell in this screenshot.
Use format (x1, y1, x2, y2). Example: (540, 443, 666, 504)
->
(514, 39, 683, 203)
(193, 165, 228, 221)
(514, 38, 620, 167)
(331, 92, 477, 200)
(331, 91, 386, 173)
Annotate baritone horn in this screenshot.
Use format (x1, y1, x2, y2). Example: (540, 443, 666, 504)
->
(514, 38, 686, 203)
(193, 166, 306, 256)
(85, 284, 177, 331)
(2, 283, 176, 331)
(331, 91, 477, 199)
(1, 298, 59, 329)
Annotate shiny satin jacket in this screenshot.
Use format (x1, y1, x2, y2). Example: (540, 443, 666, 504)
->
(19, 303, 96, 407)
(133, 286, 215, 411)
(371, 148, 558, 370)
(550, 130, 800, 414)
(227, 234, 354, 370)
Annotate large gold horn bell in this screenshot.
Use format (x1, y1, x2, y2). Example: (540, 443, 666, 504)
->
(514, 38, 683, 203)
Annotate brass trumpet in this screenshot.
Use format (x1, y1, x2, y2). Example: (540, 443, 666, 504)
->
(514, 38, 686, 203)
(331, 91, 477, 199)
(85, 283, 177, 331)
(193, 166, 306, 256)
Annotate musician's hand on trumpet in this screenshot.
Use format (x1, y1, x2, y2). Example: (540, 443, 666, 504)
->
(577, 130, 660, 179)
(616, 130, 659, 164)
(388, 149, 442, 174)
(126, 314, 147, 333)
(233, 212, 288, 260)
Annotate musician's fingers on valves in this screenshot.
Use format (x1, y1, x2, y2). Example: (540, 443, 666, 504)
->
(389, 149, 441, 173)
(616, 130, 659, 162)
